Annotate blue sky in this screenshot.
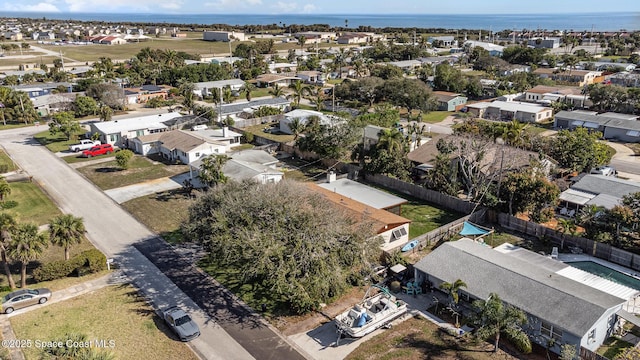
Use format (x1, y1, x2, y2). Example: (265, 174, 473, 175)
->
(2, 0, 639, 14)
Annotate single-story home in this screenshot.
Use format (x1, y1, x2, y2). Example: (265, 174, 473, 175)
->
(189, 126, 243, 152)
(10, 82, 71, 98)
(559, 174, 640, 210)
(188, 150, 283, 185)
(279, 109, 337, 135)
(308, 181, 411, 251)
(337, 33, 369, 44)
(123, 85, 170, 105)
(428, 36, 457, 47)
(202, 31, 245, 42)
(90, 112, 184, 147)
(433, 91, 467, 111)
(317, 176, 407, 215)
(466, 101, 553, 123)
(554, 110, 640, 142)
(130, 129, 227, 164)
(607, 72, 640, 88)
(30, 93, 74, 116)
(256, 74, 300, 87)
(218, 97, 291, 120)
(463, 40, 504, 56)
(193, 79, 245, 97)
(414, 239, 633, 356)
(296, 71, 325, 84)
(533, 68, 604, 87)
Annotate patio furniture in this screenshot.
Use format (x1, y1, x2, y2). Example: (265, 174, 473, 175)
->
(560, 207, 568, 215)
(568, 209, 576, 218)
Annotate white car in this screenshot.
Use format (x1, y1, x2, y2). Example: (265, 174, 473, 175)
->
(590, 166, 617, 177)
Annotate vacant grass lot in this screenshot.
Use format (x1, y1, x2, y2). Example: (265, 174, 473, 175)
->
(77, 156, 188, 190)
(421, 111, 454, 124)
(121, 189, 195, 244)
(402, 199, 463, 239)
(346, 316, 542, 360)
(243, 123, 295, 143)
(11, 284, 198, 360)
(5, 181, 62, 226)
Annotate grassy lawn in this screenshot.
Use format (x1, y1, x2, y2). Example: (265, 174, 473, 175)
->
(402, 199, 464, 239)
(230, 143, 255, 152)
(5, 181, 62, 226)
(121, 189, 195, 244)
(63, 152, 117, 164)
(421, 111, 454, 124)
(279, 157, 327, 182)
(243, 123, 295, 143)
(597, 337, 635, 359)
(346, 316, 537, 360)
(77, 156, 188, 190)
(10, 284, 198, 360)
(0, 149, 18, 173)
(33, 130, 87, 153)
(250, 88, 272, 98)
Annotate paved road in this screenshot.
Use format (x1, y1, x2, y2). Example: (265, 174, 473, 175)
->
(0, 125, 305, 360)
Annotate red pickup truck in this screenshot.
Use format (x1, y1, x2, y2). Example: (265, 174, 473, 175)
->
(81, 144, 114, 157)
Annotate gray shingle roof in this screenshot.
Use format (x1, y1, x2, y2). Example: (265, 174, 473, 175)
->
(572, 174, 640, 198)
(414, 239, 624, 336)
(555, 111, 640, 130)
(219, 97, 290, 116)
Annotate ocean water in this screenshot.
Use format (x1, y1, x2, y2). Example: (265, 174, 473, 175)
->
(3, 12, 639, 32)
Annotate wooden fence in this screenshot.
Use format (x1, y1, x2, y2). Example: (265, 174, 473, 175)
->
(580, 347, 610, 360)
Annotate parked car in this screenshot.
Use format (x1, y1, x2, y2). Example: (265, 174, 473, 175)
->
(162, 306, 200, 342)
(69, 139, 101, 152)
(81, 144, 114, 158)
(590, 166, 617, 177)
(2, 288, 52, 314)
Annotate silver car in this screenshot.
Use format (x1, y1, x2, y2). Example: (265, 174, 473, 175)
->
(2, 288, 52, 314)
(163, 306, 200, 342)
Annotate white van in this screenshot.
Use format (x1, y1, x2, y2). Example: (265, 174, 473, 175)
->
(191, 125, 208, 131)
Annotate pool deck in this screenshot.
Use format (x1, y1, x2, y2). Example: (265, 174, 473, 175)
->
(559, 253, 640, 314)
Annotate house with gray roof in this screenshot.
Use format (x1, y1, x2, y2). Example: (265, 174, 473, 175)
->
(130, 129, 227, 164)
(193, 79, 245, 97)
(317, 177, 407, 215)
(219, 97, 290, 120)
(90, 112, 184, 147)
(414, 239, 630, 356)
(554, 111, 640, 142)
(188, 150, 282, 185)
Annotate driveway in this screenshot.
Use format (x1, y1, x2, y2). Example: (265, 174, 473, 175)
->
(0, 125, 306, 360)
(104, 173, 192, 204)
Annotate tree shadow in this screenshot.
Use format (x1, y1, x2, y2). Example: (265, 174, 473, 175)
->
(95, 167, 122, 173)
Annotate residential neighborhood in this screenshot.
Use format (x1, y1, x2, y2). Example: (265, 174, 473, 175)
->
(3, 8, 640, 360)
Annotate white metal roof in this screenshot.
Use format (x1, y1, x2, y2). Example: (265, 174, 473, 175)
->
(317, 178, 407, 210)
(92, 113, 182, 134)
(559, 188, 596, 205)
(556, 266, 639, 301)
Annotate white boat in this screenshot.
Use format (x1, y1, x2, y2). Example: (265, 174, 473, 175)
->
(334, 285, 407, 343)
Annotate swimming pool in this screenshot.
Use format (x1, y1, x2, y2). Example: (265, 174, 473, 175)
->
(567, 261, 640, 291)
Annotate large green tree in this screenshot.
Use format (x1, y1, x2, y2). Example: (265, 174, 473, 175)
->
(472, 293, 532, 354)
(549, 127, 612, 173)
(73, 96, 99, 117)
(381, 78, 436, 115)
(181, 180, 379, 314)
(9, 223, 48, 288)
(49, 111, 83, 140)
(197, 154, 230, 188)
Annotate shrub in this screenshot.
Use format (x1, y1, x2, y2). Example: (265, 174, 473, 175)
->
(0, 164, 8, 173)
(115, 149, 134, 170)
(1, 200, 17, 209)
(243, 132, 254, 143)
(32, 249, 107, 282)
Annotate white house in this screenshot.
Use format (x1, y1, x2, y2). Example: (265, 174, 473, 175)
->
(190, 126, 243, 152)
(279, 109, 335, 135)
(130, 129, 226, 164)
(189, 150, 283, 185)
(192, 79, 246, 97)
(89, 113, 183, 147)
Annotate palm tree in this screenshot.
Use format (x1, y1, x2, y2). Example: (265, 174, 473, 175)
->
(9, 223, 48, 288)
(49, 214, 85, 261)
(556, 218, 577, 250)
(0, 213, 17, 289)
(178, 81, 196, 114)
(0, 176, 11, 202)
(504, 119, 528, 148)
(288, 80, 310, 108)
(439, 279, 467, 305)
(161, 49, 183, 69)
(472, 293, 532, 354)
(240, 82, 256, 102)
(99, 105, 113, 122)
(376, 128, 406, 153)
(288, 118, 304, 141)
(198, 154, 230, 188)
(269, 84, 285, 98)
(297, 35, 307, 53)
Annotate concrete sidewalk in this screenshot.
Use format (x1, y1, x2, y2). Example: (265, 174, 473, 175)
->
(104, 173, 192, 204)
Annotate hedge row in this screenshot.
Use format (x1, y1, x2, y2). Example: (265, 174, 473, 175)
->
(33, 249, 107, 282)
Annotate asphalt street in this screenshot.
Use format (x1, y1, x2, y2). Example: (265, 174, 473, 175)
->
(0, 125, 305, 360)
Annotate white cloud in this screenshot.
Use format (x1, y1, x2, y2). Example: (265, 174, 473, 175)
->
(302, 4, 316, 13)
(3, 1, 61, 12)
(247, 0, 262, 4)
(273, 1, 298, 12)
(63, 0, 154, 12)
(160, 1, 183, 10)
(204, 0, 262, 9)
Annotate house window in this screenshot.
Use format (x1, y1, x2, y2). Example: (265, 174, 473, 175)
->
(588, 329, 596, 343)
(109, 134, 120, 142)
(136, 130, 144, 137)
(541, 321, 563, 341)
(459, 292, 469, 302)
(195, 152, 200, 158)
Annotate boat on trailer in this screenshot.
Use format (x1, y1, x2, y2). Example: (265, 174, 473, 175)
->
(334, 285, 407, 344)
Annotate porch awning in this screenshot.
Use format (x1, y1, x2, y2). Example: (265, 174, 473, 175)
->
(617, 309, 640, 328)
(583, 122, 599, 129)
(559, 188, 595, 205)
(571, 120, 584, 126)
(626, 130, 640, 137)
